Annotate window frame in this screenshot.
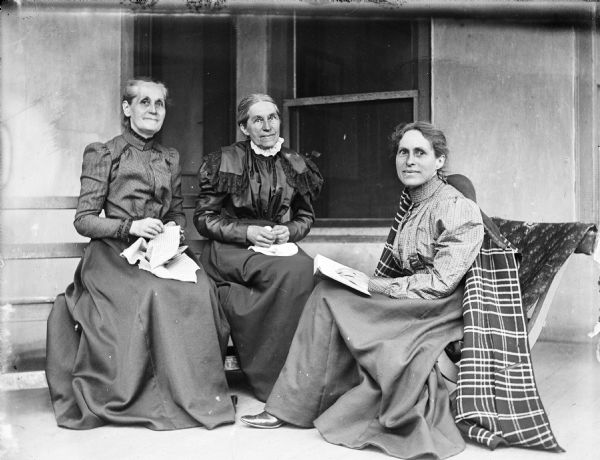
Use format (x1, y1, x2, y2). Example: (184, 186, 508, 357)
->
(284, 17, 430, 226)
(283, 91, 419, 227)
(282, 89, 419, 150)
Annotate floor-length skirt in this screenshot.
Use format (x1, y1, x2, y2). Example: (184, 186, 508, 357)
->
(45, 238, 235, 430)
(200, 240, 315, 401)
(266, 280, 466, 460)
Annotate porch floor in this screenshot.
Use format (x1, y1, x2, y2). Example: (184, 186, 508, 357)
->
(1, 340, 599, 460)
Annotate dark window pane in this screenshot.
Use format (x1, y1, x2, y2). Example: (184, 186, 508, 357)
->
(145, 16, 235, 182)
(296, 18, 416, 97)
(290, 99, 414, 219)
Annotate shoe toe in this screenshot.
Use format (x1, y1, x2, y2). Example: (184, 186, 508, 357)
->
(240, 411, 284, 429)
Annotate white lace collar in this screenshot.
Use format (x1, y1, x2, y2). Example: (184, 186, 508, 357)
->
(250, 137, 285, 157)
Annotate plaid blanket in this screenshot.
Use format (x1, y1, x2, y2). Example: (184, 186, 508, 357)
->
(374, 188, 562, 451)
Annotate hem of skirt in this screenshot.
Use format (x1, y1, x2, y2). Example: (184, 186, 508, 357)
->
(265, 402, 314, 428)
(55, 413, 236, 431)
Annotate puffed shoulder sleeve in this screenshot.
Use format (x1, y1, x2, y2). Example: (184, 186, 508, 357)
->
(280, 153, 324, 242)
(369, 196, 484, 299)
(193, 151, 249, 244)
(73, 142, 131, 240)
(282, 154, 323, 203)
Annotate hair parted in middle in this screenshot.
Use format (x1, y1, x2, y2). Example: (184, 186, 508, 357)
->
(236, 93, 280, 127)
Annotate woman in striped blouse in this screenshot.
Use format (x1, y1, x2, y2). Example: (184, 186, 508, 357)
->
(241, 121, 484, 460)
(45, 77, 235, 431)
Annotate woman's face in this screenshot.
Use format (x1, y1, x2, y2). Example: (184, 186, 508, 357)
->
(395, 129, 445, 188)
(240, 101, 281, 149)
(122, 82, 166, 138)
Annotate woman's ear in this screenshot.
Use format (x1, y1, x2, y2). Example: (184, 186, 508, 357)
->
(436, 155, 446, 170)
(122, 101, 131, 117)
(239, 123, 249, 136)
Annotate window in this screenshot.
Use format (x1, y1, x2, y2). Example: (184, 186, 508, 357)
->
(287, 17, 430, 224)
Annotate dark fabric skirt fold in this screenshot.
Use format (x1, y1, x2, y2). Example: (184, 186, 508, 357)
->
(266, 280, 466, 459)
(45, 238, 235, 430)
(200, 240, 315, 401)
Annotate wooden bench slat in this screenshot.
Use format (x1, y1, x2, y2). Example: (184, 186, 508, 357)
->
(1, 303, 52, 322)
(1, 235, 390, 261)
(2, 243, 88, 260)
(1, 196, 197, 210)
(1, 297, 55, 305)
(1, 196, 79, 210)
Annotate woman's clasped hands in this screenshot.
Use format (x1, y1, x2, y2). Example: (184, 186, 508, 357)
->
(247, 225, 290, 247)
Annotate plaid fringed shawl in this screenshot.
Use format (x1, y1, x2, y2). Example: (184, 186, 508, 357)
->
(374, 188, 563, 452)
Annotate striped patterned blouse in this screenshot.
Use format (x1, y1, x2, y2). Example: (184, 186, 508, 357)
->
(368, 176, 483, 299)
(73, 128, 185, 241)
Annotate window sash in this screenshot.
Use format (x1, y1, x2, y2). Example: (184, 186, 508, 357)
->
(282, 90, 418, 150)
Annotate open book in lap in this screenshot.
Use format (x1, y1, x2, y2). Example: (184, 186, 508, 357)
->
(314, 254, 371, 296)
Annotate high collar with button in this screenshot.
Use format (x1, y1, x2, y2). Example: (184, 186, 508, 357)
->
(407, 175, 444, 205)
(122, 125, 157, 151)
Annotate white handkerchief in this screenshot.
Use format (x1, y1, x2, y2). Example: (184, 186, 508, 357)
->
(248, 242, 299, 257)
(138, 253, 200, 283)
(121, 237, 147, 265)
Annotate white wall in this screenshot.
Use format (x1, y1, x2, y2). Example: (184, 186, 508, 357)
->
(2, 9, 124, 198)
(432, 20, 578, 222)
(1, 9, 127, 369)
(1, 10, 125, 246)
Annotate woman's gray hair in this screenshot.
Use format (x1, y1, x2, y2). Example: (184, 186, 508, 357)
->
(236, 93, 279, 127)
(121, 77, 168, 128)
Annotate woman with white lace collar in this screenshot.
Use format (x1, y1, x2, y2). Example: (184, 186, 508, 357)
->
(194, 93, 323, 402)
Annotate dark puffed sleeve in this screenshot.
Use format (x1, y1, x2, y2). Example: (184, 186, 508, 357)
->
(73, 143, 131, 240)
(280, 154, 323, 242)
(283, 191, 316, 242)
(193, 152, 249, 244)
(162, 148, 186, 228)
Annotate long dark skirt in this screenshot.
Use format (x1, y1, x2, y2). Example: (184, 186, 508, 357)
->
(200, 240, 315, 401)
(266, 280, 466, 460)
(45, 238, 235, 430)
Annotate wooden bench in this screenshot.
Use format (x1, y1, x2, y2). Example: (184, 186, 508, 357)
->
(0, 195, 385, 386)
(1, 195, 213, 380)
(1, 196, 597, 391)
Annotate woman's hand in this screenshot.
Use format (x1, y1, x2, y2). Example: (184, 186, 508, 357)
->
(247, 225, 276, 248)
(272, 225, 290, 244)
(130, 218, 165, 239)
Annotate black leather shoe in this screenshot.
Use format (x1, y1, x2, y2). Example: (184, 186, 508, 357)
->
(240, 411, 285, 429)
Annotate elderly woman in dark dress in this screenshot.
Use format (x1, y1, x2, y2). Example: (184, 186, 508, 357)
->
(242, 122, 484, 459)
(45, 77, 234, 430)
(194, 93, 323, 401)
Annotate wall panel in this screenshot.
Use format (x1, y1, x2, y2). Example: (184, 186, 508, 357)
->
(433, 20, 577, 222)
